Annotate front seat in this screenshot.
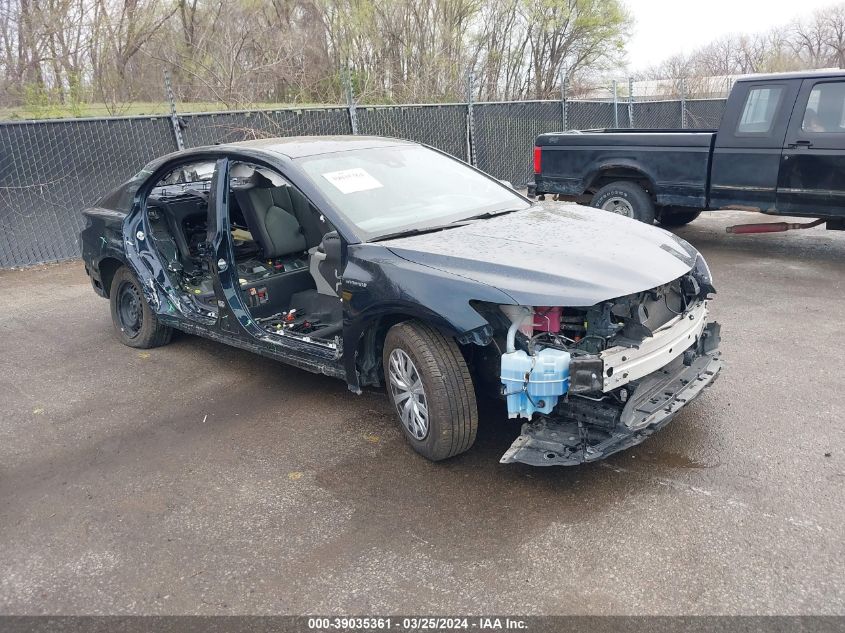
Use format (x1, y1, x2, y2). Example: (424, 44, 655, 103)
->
(272, 185, 325, 249)
(234, 172, 307, 258)
(310, 231, 342, 297)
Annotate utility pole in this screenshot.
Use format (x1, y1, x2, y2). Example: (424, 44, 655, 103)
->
(343, 67, 358, 135)
(612, 80, 619, 128)
(163, 70, 184, 151)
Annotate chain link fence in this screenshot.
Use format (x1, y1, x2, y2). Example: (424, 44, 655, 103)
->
(356, 105, 470, 162)
(0, 116, 176, 268)
(0, 95, 726, 268)
(473, 100, 562, 188)
(685, 99, 727, 130)
(179, 107, 353, 146)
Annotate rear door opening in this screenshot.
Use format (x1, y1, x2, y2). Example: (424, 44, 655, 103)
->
(142, 159, 218, 318)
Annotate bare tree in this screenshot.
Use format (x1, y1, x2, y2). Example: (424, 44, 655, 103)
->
(821, 4, 845, 67)
(636, 3, 845, 98)
(0, 0, 632, 110)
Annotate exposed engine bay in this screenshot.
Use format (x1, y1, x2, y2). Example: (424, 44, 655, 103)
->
(496, 269, 722, 466)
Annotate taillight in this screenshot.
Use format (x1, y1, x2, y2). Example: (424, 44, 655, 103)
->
(533, 146, 542, 173)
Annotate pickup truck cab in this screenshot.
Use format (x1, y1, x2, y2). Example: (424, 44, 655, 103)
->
(532, 70, 845, 229)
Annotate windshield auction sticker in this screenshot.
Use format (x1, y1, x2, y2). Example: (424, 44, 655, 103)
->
(322, 168, 384, 194)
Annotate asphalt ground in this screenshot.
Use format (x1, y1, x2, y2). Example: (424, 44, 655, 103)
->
(0, 209, 843, 615)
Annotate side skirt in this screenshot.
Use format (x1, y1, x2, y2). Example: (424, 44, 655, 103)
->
(164, 317, 346, 381)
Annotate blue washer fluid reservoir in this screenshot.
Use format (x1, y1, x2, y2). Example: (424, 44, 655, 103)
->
(500, 348, 571, 419)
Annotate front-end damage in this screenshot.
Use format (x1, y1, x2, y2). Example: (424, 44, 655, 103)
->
(495, 262, 722, 466)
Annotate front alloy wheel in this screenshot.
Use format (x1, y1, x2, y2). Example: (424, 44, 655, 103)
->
(382, 321, 478, 461)
(388, 348, 429, 440)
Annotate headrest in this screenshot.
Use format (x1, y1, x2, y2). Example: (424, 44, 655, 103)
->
(231, 164, 285, 191)
(229, 163, 255, 179)
(247, 170, 276, 189)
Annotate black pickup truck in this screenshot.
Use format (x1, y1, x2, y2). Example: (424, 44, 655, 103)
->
(531, 70, 845, 232)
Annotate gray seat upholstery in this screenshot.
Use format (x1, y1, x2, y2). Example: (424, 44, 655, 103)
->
(235, 173, 308, 258)
(269, 185, 325, 249)
(309, 231, 342, 297)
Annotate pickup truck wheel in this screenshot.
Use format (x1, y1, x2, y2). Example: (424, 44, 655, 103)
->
(591, 181, 655, 224)
(383, 321, 478, 461)
(657, 209, 701, 227)
(109, 266, 172, 349)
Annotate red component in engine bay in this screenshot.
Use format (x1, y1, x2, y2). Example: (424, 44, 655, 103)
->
(533, 306, 562, 333)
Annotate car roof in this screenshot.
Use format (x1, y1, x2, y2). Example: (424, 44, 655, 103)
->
(735, 69, 845, 83)
(213, 135, 416, 159)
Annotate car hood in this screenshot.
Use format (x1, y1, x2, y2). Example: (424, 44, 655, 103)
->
(380, 203, 700, 306)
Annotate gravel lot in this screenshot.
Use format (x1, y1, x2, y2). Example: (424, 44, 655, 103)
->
(1, 209, 843, 615)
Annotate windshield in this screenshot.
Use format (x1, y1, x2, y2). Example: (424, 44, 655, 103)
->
(296, 145, 530, 240)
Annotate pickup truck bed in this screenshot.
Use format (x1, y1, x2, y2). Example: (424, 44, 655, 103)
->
(535, 130, 716, 209)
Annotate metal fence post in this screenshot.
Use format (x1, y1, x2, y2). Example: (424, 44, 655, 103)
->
(627, 77, 634, 128)
(466, 71, 476, 166)
(343, 68, 358, 135)
(612, 80, 619, 128)
(680, 78, 687, 129)
(163, 70, 184, 151)
(560, 67, 568, 131)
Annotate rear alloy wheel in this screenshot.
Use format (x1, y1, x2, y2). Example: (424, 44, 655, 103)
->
(657, 208, 701, 227)
(591, 181, 655, 224)
(117, 280, 144, 339)
(383, 321, 478, 461)
(109, 266, 173, 349)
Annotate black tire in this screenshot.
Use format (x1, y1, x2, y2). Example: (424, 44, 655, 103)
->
(591, 181, 655, 224)
(657, 208, 701, 227)
(109, 266, 173, 349)
(383, 321, 478, 461)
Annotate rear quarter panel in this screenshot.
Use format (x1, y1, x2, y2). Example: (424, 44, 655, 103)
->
(80, 207, 129, 296)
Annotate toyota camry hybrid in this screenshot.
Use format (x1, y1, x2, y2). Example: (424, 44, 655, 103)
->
(80, 136, 722, 466)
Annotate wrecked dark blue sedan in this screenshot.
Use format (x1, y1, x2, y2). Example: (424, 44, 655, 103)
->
(80, 136, 721, 466)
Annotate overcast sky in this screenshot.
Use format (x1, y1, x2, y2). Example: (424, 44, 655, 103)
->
(624, 0, 836, 70)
